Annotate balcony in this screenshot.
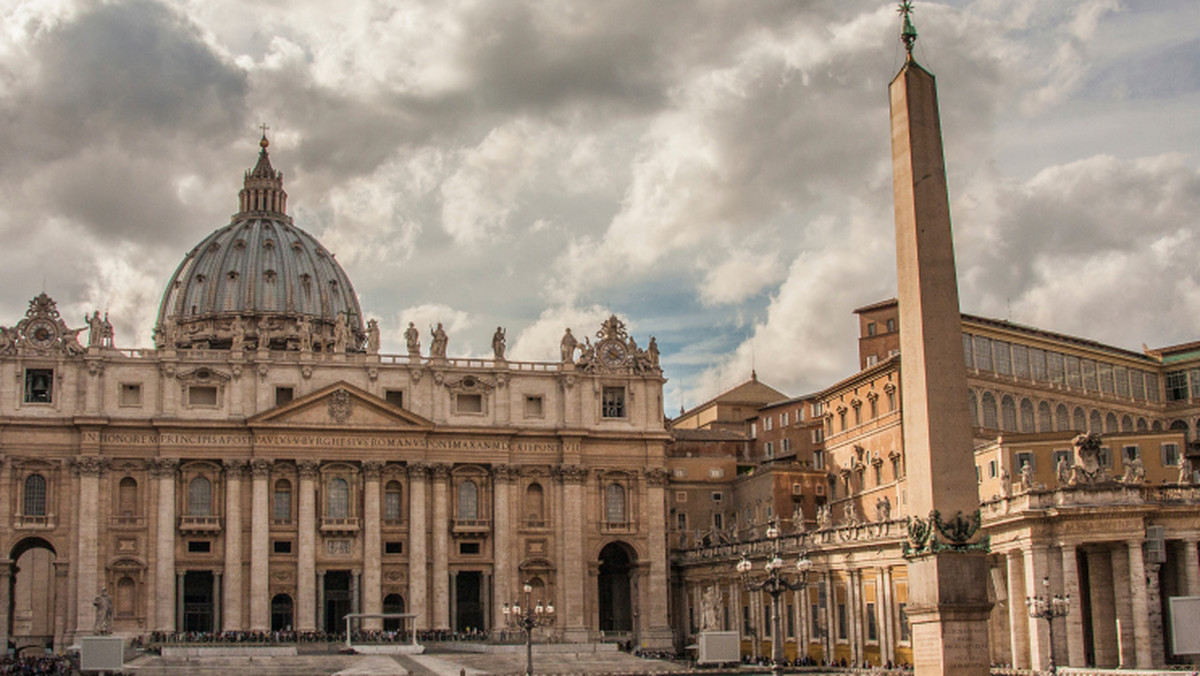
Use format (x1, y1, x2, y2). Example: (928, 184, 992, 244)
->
(14, 514, 56, 530)
(178, 515, 222, 534)
(320, 517, 360, 533)
(600, 520, 634, 535)
(453, 518, 491, 535)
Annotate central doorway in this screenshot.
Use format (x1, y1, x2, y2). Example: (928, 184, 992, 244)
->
(182, 571, 214, 633)
(455, 571, 483, 633)
(598, 542, 634, 633)
(323, 570, 352, 634)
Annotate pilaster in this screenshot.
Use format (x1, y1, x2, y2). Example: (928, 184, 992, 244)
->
(1061, 545, 1085, 667)
(362, 461, 383, 631)
(431, 463, 451, 630)
(249, 459, 271, 630)
(296, 459, 318, 631)
(555, 464, 588, 642)
(222, 459, 246, 631)
(407, 463, 429, 630)
(151, 458, 179, 632)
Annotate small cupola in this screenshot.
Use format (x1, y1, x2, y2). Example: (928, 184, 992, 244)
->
(236, 132, 289, 219)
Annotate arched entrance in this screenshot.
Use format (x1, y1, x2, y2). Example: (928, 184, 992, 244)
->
(271, 594, 293, 631)
(597, 542, 635, 634)
(8, 538, 57, 653)
(383, 594, 405, 632)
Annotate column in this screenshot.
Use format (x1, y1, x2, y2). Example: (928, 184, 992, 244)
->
(176, 573, 185, 630)
(1128, 540, 1153, 668)
(316, 570, 325, 631)
(213, 571, 223, 630)
(362, 462, 383, 631)
(1024, 546, 1051, 672)
(152, 458, 179, 631)
(643, 468, 673, 648)
(1006, 551, 1029, 669)
(0, 561, 11, 645)
(352, 570, 361, 615)
(408, 464, 429, 630)
(431, 463, 451, 630)
(73, 457, 105, 637)
(296, 460, 319, 631)
(1183, 539, 1200, 596)
(491, 465, 514, 634)
(556, 465, 588, 642)
(1061, 545, 1085, 667)
(53, 562, 69, 650)
(1112, 545, 1134, 667)
(879, 567, 895, 667)
(1087, 548, 1118, 667)
(249, 459, 271, 630)
(222, 460, 246, 631)
(847, 570, 860, 665)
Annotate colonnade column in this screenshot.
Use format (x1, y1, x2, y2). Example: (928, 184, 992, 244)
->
(296, 460, 319, 631)
(407, 464, 429, 630)
(1128, 540, 1153, 668)
(151, 458, 178, 632)
(222, 460, 246, 631)
(1060, 544, 1085, 667)
(431, 463, 451, 630)
(176, 573, 185, 630)
(1005, 551, 1028, 669)
(1023, 546, 1051, 672)
(0, 561, 11, 644)
(1183, 539, 1200, 597)
(491, 465, 514, 634)
(556, 464, 588, 642)
(73, 457, 105, 638)
(362, 461, 383, 631)
(249, 459, 271, 630)
(879, 567, 895, 667)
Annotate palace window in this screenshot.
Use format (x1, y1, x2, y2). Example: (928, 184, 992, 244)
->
(867, 602, 878, 641)
(274, 479, 292, 523)
(1162, 443, 1181, 467)
(524, 483, 545, 523)
(384, 481, 403, 522)
(1123, 445, 1140, 463)
(23, 474, 47, 516)
(24, 369, 53, 404)
(457, 480, 479, 520)
(275, 386, 294, 406)
(187, 477, 212, 516)
(605, 483, 626, 523)
(385, 390, 404, 407)
(1166, 371, 1189, 401)
(455, 393, 484, 414)
(327, 478, 349, 519)
(119, 383, 142, 407)
(601, 387, 626, 419)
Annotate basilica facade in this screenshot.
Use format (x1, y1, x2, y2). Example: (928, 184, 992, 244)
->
(0, 139, 673, 652)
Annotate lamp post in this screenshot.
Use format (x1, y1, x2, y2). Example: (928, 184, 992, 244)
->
(737, 521, 813, 676)
(502, 582, 556, 676)
(1025, 575, 1070, 675)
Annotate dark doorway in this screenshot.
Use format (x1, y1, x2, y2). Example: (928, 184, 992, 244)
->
(383, 594, 406, 632)
(455, 572, 484, 633)
(271, 594, 293, 631)
(324, 570, 352, 634)
(598, 542, 634, 632)
(9, 538, 57, 649)
(183, 571, 214, 633)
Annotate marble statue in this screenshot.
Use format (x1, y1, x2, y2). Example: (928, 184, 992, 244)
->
(492, 326, 506, 361)
(367, 319, 380, 355)
(86, 311, 105, 347)
(93, 587, 113, 635)
(701, 585, 721, 632)
(560, 328, 578, 363)
(430, 323, 448, 358)
(405, 322, 420, 356)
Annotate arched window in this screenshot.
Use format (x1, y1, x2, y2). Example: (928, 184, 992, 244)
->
(1019, 399, 1035, 433)
(1137, 418, 1149, 432)
(1122, 415, 1134, 433)
(981, 393, 998, 429)
(1106, 413, 1119, 434)
(457, 480, 478, 520)
(1037, 402, 1053, 432)
(383, 594, 405, 631)
(384, 481, 403, 522)
(525, 483, 545, 522)
(1089, 410, 1103, 433)
(1056, 404, 1070, 432)
(116, 576, 136, 617)
(271, 594, 293, 632)
(1152, 420, 1163, 432)
(327, 478, 349, 518)
(967, 390, 979, 427)
(605, 483, 626, 523)
(1000, 395, 1017, 432)
(274, 479, 292, 523)
(23, 474, 47, 517)
(187, 476, 212, 516)
(1073, 408, 1087, 431)
(118, 477, 138, 515)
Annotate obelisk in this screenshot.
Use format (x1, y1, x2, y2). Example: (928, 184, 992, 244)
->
(889, 4, 991, 674)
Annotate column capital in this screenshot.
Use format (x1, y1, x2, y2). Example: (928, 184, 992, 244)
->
(297, 460, 320, 478)
(491, 464, 519, 482)
(148, 457, 180, 477)
(407, 462, 429, 479)
(223, 459, 248, 477)
(249, 458, 273, 478)
(362, 461, 384, 480)
(645, 467, 669, 486)
(553, 464, 588, 484)
(430, 463, 452, 480)
(70, 456, 109, 478)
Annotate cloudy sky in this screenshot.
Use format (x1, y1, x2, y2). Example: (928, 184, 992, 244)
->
(1, 0, 1197, 412)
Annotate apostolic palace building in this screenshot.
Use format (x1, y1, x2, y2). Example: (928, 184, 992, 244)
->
(1, 16, 1199, 673)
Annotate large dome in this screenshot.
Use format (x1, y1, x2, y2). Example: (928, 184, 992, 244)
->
(155, 137, 365, 352)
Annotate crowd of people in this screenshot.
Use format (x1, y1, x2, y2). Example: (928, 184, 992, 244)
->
(0, 654, 76, 675)
(739, 654, 913, 670)
(147, 627, 492, 646)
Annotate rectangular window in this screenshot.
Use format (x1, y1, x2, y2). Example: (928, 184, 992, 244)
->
(676, 512, 687, 530)
(811, 603, 821, 638)
(187, 540, 211, 553)
(1029, 348, 1047, 382)
(782, 438, 791, 452)
(1099, 446, 1111, 468)
(1162, 443, 1181, 467)
(781, 412, 788, 426)
(988, 460, 997, 478)
(765, 417, 773, 431)
(1099, 363, 1116, 393)
(1115, 366, 1130, 397)
(119, 383, 142, 407)
(898, 602, 910, 641)
(765, 442, 773, 458)
(1192, 368, 1200, 399)
(601, 387, 626, 418)
(456, 393, 484, 414)
(867, 322, 877, 336)
(743, 606, 751, 635)
(994, 340, 1012, 375)
(459, 542, 481, 555)
(273, 540, 292, 554)
(1082, 359, 1098, 391)
(385, 390, 404, 407)
(866, 354, 878, 368)
(1012, 344, 1030, 379)
(274, 489, 292, 522)
(385, 541, 404, 554)
(866, 602, 878, 641)
(1145, 372, 1160, 402)
(1131, 370, 1146, 400)
(837, 602, 848, 640)
(275, 386, 294, 406)
(675, 491, 688, 503)
(24, 369, 53, 403)
(709, 468, 725, 478)
(1047, 352, 1065, 384)
(973, 336, 992, 372)
(763, 604, 772, 635)
(812, 428, 824, 443)
(188, 385, 218, 407)
(1066, 355, 1082, 388)
(962, 334, 974, 368)
(813, 450, 825, 470)
(524, 395, 544, 418)
(1015, 451, 1035, 471)
(711, 491, 723, 502)
(1123, 445, 1140, 462)
(384, 491, 401, 521)
(786, 603, 795, 638)
(713, 513, 723, 530)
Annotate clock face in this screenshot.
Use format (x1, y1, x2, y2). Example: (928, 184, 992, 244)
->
(25, 318, 59, 348)
(599, 339, 629, 368)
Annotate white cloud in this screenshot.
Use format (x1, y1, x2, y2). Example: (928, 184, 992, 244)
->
(698, 248, 786, 306)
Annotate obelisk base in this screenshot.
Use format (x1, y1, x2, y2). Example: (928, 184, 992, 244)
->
(907, 551, 992, 675)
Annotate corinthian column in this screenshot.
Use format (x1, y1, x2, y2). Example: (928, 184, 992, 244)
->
(150, 458, 178, 632)
(491, 464, 515, 633)
(222, 460, 247, 631)
(408, 464, 429, 630)
(555, 464, 588, 642)
(431, 463, 451, 630)
(72, 457, 106, 638)
(362, 461, 383, 631)
(249, 459, 272, 630)
(296, 460, 319, 632)
(642, 467, 673, 648)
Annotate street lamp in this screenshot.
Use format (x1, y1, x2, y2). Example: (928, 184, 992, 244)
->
(738, 521, 813, 676)
(1025, 576, 1070, 675)
(503, 582, 556, 676)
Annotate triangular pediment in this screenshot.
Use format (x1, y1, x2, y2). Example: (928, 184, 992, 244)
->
(248, 381, 432, 430)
